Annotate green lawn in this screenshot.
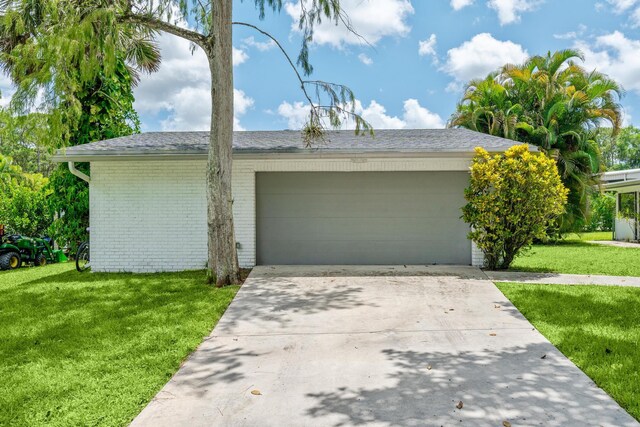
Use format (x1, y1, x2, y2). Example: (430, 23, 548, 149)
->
(562, 231, 613, 241)
(0, 263, 238, 427)
(511, 234, 640, 277)
(497, 283, 640, 421)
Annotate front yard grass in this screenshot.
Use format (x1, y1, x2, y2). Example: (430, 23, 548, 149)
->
(562, 231, 613, 241)
(497, 282, 640, 421)
(0, 263, 238, 427)
(511, 237, 640, 277)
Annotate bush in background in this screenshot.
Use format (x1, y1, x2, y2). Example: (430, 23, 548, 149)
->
(585, 192, 615, 232)
(463, 145, 569, 270)
(0, 155, 52, 236)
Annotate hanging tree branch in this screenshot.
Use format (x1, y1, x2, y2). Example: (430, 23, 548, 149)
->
(232, 20, 371, 146)
(232, 22, 314, 106)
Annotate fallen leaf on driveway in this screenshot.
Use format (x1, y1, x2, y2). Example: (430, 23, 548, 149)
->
(427, 364, 432, 370)
(489, 333, 497, 336)
(503, 421, 512, 427)
(541, 354, 547, 359)
(456, 401, 463, 409)
(251, 390, 262, 396)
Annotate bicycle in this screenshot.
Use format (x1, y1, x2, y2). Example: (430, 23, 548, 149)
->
(76, 228, 90, 272)
(76, 241, 90, 272)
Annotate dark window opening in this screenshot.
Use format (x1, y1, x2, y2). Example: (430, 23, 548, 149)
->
(618, 192, 637, 219)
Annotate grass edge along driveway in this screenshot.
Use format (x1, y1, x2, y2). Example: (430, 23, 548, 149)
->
(497, 282, 640, 422)
(0, 263, 238, 427)
(511, 233, 640, 277)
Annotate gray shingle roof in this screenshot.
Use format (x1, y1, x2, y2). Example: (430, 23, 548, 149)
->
(54, 129, 530, 160)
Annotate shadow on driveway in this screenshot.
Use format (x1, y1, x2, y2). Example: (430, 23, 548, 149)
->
(130, 266, 638, 427)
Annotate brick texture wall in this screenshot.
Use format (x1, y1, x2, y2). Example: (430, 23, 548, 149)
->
(90, 161, 208, 272)
(90, 156, 484, 272)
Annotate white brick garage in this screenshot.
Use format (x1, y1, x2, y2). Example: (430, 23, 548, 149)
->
(256, 171, 471, 265)
(54, 129, 525, 272)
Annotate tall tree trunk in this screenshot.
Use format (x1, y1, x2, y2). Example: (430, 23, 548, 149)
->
(206, 0, 239, 286)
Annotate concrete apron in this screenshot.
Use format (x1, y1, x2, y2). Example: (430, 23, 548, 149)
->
(130, 265, 637, 427)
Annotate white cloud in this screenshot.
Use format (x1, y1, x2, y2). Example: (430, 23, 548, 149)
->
(277, 101, 310, 130)
(606, 0, 637, 11)
(487, 0, 542, 25)
(554, 24, 587, 40)
(577, 31, 640, 94)
(233, 47, 249, 66)
(242, 36, 276, 52)
(284, 0, 414, 48)
(232, 89, 255, 131)
(554, 31, 578, 40)
(418, 34, 437, 57)
(358, 53, 373, 65)
(445, 81, 463, 93)
(401, 99, 446, 128)
(623, 108, 633, 127)
(443, 33, 529, 82)
(603, 0, 640, 26)
(277, 98, 445, 130)
(451, 0, 474, 10)
(357, 100, 406, 128)
(633, 7, 640, 26)
(134, 32, 252, 131)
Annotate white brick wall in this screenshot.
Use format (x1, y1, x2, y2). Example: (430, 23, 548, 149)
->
(90, 156, 484, 272)
(471, 241, 485, 267)
(90, 161, 208, 272)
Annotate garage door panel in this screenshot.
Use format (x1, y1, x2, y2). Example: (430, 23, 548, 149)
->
(257, 172, 471, 265)
(257, 171, 470, 195)
(258, 217, 465, 242)
(259, 239, 471, 265)
(258, 193, 465, 219)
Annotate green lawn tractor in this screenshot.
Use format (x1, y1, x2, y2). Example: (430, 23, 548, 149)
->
(0, 225, 68, 270)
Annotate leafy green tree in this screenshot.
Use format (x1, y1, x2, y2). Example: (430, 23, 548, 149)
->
(463, 145, 568, 270)
(1, 0, 370, 285)
(597, 126, 640, 170)
(584, 191, 615, 232)
(450, 50, 623, 232)
(0, 3, 145, 252)
(0, 109, 52, 175)
(0, 154, 52, 235)
(47, 60, 141, 253)
(0, 1, 159, 142)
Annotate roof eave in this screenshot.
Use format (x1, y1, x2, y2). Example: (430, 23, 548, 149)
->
(603, 179, 640, 191)
(53, 146, 532, 162)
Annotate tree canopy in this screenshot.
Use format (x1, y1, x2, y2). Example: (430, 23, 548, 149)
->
(47, 59, 141, 252)
(0, 1, 146, 250)
(449, 49, 624, 232)
(597, 126, 640, 171)
(0, 153, 51, 235)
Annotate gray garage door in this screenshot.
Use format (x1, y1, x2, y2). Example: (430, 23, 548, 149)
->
(256, 172, 471, 265)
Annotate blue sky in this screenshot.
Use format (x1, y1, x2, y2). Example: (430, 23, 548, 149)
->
(221, 0, 640, 131)
(6, 0, 638, 132)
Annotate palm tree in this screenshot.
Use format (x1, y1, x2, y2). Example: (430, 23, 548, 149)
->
(449, 49, 624, 231)
(448, 74, 525, 140)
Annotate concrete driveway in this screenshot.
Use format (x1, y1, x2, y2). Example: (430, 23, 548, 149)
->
(131, 266, 637, 427)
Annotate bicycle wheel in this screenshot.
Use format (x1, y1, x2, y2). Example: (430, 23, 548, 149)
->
(76, 242, 90, 272)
